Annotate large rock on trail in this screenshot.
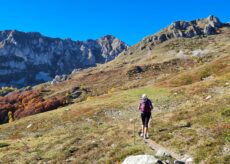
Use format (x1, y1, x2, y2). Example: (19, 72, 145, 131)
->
(122, 155, 159, 164)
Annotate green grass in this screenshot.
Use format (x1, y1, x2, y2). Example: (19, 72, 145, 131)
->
(148, 84, 230, 163)
(0, 86, 166, 163)
(194, 139, 222, 163)
(221, 107, 230, 117)
(0, 142, 10, 148)
(225, 132, 230, 142)
(76, 86, 170, 111)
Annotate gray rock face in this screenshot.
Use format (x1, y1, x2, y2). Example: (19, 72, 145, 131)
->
(207, 15, 222, 28)
(0, 31, 128, 87)
(140, 15, 224, 50)
(204, 24, 216, 35)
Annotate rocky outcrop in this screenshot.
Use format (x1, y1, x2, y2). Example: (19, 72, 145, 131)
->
(139, 15, 224, 51)
(0, 31, 128, 87)
(50, 75, 69, 85)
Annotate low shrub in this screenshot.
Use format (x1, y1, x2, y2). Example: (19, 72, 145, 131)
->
(199, 68, 212, 80)
(225, 132, 230, 142)
(0, 142, 10, 148)
(221, 107, 230, 117)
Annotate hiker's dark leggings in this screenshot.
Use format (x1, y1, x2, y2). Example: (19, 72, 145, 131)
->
(141, 112, 151, 128)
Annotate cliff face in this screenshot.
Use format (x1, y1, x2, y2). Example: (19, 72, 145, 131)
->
(0, 31, 128, 87)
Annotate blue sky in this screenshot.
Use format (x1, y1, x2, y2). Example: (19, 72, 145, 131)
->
(0, 0, 229, 45)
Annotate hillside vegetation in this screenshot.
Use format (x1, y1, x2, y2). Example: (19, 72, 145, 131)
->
(0, 16, 230, 163)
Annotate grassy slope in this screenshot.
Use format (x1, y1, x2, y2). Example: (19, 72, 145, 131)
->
(0, 86, 170, 163)
(0, 31, 230, 163)
(152, 80, 230, 163)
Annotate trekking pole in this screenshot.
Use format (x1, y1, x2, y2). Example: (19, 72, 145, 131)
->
(133, 119, 135, 144)
(130, 118, 135, 145)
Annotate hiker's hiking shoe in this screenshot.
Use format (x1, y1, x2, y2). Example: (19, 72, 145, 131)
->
(140, 133, 144, 137)
(143, 134, 149, 139)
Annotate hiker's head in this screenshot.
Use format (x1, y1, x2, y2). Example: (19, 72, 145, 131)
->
(141, 94, 147, 100)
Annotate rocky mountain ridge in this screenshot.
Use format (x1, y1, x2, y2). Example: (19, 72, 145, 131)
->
(0, 31, 128, 87)
(126, 15, 228, 53)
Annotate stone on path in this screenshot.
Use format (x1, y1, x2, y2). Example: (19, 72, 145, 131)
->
(122, 155, 159, 164)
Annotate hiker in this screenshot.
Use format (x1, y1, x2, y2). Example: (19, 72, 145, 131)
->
(138, 94, 153, 139)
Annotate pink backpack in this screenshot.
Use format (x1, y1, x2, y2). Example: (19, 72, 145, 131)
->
(139, 99, 152, 113)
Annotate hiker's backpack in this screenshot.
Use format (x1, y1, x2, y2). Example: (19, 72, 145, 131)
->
(139, 99, 152, 113)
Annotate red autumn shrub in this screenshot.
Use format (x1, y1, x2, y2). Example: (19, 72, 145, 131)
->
(0, 90, 66, 124)
(43, 97, 62, 110)
(34, 102, 45, 113)
(0, 103, 14, 110)
(19, 91, 40, 104)
(4, 92, 21, 104)
(15, 105, 43, 119)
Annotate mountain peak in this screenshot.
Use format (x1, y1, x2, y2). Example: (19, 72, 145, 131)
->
(101, 34, 116, 39)
(0, 30, 128, 87)
(207, 15, 220, 21)
(169, 15, 223, 31)
(139, 15, 225, 51)
(97, 34, 129, 53)
(206, 15, 222, 27)
(97, 35, 125, 44)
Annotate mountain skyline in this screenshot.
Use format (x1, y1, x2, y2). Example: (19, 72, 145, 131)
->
(0, 0, 229, 45)
(0, 15, 226, 88)
(0, 30, 128, 87)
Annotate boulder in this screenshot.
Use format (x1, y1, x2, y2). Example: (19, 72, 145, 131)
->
(176, 121, 191, 128)
(185, 157, 193, 164)
(127, 66, 144, 77)
(122, 155, 159, 164)
(70, 90, 82, 99)
(155, 149, 171, 158)
(202, 75, 214, 81)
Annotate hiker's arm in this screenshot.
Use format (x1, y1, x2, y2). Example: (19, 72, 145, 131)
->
(150, 101, 153, 111)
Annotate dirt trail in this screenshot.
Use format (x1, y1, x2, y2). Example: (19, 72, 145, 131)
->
(143, 137, 193, 163)
(145, 138, 182, 160)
